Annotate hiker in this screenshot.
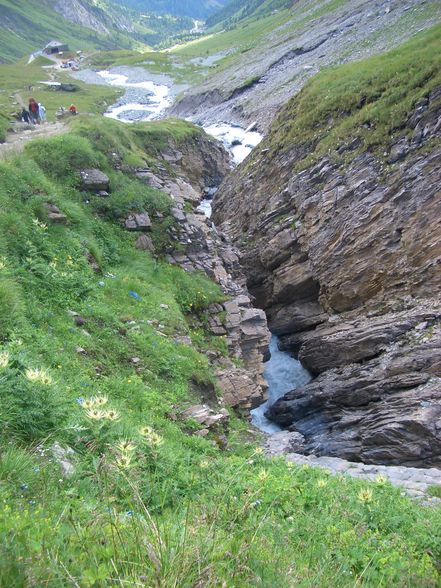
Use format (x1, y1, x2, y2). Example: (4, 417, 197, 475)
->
(38, 103, 47, 123)
(20, 107, 30, 124)
(69, 104, 77, 116)
(28, 98, 40, 124)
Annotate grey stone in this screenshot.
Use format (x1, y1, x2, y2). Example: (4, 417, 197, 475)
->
(80, 169, 110, 192)
(124, 212, 151, 231)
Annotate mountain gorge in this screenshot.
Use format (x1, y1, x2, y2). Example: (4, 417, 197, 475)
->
(1, 0, 441, 585)
(213, 24, 441, 466)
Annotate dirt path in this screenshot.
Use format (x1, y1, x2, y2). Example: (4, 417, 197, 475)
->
(0, 121, 67, 160)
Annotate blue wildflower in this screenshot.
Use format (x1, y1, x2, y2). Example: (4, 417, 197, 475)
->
(129, 291, 141, 301)
(76, 397, 85, 405)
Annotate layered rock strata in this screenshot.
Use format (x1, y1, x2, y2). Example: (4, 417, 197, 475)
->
(213, 87, 441, 465)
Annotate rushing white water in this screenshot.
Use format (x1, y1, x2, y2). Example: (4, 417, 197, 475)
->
(203, 123, 263, 165)
(97, 70, 171, 122)
(251, 336, 311, 433)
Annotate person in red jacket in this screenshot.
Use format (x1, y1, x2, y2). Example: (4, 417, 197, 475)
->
(69, 104, 77, 115)
(28, 98, 40, 124)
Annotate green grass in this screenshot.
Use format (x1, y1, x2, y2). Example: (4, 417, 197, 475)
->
(0, 57, 122, 126)
(0, 0, 140, 64)
(265, 23, 441, 169)
(0, 114, 440, 587)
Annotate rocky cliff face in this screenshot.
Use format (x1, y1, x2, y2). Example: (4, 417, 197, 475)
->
(213, 54, 441, 467)
(170, 0, 441, 130)
(53, 0, 135, 35)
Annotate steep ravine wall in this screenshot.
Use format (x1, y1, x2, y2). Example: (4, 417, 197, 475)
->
(212, 74, 441, 466)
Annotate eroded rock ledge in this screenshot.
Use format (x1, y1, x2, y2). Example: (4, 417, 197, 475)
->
(213, 86, 441, 465)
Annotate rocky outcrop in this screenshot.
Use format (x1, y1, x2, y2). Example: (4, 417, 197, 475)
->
(213, 77, 441, 465)
(170, 0, 441, 130)
(131, 129, 270, 411)
(268, 318, 441, 466)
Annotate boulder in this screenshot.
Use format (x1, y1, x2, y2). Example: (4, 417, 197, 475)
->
(80, 169, 110, 192)
(124, 212, 151, 231)
(216, 367, 266, 410)
(181, 404, 229, 429)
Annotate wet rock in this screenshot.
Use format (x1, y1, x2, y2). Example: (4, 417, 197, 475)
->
(265, 431, 306, 456)
(80, 169, 110, 192)
(124, 212, 151, 231)
(268, 327, 441, 467)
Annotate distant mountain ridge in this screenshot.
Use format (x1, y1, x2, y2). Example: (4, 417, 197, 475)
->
(119, 0, 229, 19)
(0, 0, 139, 62)
(0, 0, 212, 63)
(206, 0, 293, 28)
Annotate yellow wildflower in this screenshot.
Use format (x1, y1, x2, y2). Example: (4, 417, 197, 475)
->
(85, 408, 106, 421)
(357, 488, 374, 504)
(0, 257, 7, 270)
(0, 351, 10, 369)
(257, 469, 269, 483)
(82, 398, 96, 410)
(254, 447, 264, 455)
(199, 460, 210, 469)
(94, 395, 108, 407)
(115, 454, 132, 469)
(25, 368, 53, 385)
(375, 474, 388, 486)
(105, 410, 120, 422)
(116, 440, 136, 454)
(139, 426, 163, 447)
(317, 479, 328, 488)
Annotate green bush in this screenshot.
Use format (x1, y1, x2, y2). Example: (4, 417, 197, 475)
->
(91, 175, 172, 221)
(0, 369, 67, 441)
(25, 134, 105, 185)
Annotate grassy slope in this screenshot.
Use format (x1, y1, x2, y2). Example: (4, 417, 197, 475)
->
(0, 114, 440, 586)
(0, 0, 140, 64)
(263, 23, 441, 169)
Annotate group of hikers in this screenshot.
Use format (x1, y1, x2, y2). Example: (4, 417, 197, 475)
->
(20, 98, 46, 124)
(20, 98, 78, 124)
